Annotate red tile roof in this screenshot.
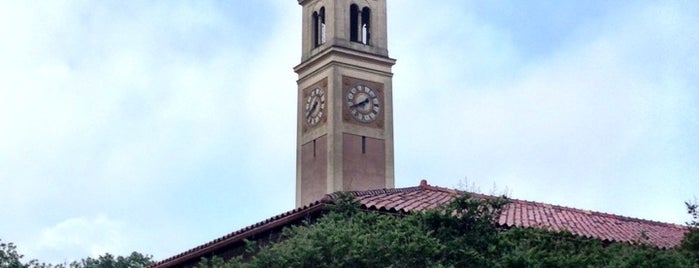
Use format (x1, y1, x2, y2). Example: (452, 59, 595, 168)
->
(341, 180, 687, 249)
(151, 180, 688, 267)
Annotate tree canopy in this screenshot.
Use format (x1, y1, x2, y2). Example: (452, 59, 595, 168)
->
(0, 241, 152, 268)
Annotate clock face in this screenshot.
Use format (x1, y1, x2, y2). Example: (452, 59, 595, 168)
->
(304, 87, 325, 126)
(346, 85, 381, 123)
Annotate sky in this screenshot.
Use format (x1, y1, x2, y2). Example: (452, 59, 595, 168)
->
(0, 0, 697, 264)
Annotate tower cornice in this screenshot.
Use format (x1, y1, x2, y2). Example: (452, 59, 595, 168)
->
(294, 46, 396, 80)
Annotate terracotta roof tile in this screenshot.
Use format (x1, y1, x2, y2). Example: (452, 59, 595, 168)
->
(346, 181, 687, 249)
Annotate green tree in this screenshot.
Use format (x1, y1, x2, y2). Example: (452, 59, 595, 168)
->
(1, 240, 26, 268)
(683, 199, 699, 264)
(0, 240, 152, 268)
(67, 252, 153, 268)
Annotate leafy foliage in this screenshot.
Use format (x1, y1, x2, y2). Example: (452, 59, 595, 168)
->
(66, 252, 153, 268)
(198, 193, 699, 268)
(687, 199, 699, 227)
(498, 227, 694, 267)
(0, 241, 152, 268)
(1, 241, 26, 268)
(683, 199, 699, 265)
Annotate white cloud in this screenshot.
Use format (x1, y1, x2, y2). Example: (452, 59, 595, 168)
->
(32, 215, 129, 263)
(0, 0, 291, 261)
(393, 1, 699, 223)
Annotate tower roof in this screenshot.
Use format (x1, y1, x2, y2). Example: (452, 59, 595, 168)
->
(151, 180, 688, 267)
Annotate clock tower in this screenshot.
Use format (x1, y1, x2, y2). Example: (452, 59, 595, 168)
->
(294, 0, 396, 207)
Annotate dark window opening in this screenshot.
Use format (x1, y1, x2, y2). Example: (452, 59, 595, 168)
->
(313, 7, 326, 47)
(361, 136, 366, 154)
(313, 139, 317, 158)
(350, 4, 359, 42)
(361, 7, 370, 44)
(350, 5, 371, 45)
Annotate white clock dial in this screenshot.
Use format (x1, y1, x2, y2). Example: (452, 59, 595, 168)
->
(305, 87, 325, 126)
(346, 85, 380, 123)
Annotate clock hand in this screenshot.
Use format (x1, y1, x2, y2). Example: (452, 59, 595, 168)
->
(350, 97, 370, 109)
(306, 101, 318, 118)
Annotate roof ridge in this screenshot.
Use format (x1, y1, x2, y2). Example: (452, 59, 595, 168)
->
(322, 179, 470, 201)
(418, 180, 504, 200)
(324, 185, 424, 200)
(418, 179, 461, 194)
(151, 201, 326, 267)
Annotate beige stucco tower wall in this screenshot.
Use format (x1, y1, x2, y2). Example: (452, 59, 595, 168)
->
(295, 0, 396, 207)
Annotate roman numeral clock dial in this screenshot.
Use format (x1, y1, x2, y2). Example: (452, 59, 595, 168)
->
(305, 87, 325, 126)
(346, 85, 380, 123)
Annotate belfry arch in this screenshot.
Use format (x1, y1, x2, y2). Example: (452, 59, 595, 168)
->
(312, 7, 326, 47)
(350, 4, 371, 45)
